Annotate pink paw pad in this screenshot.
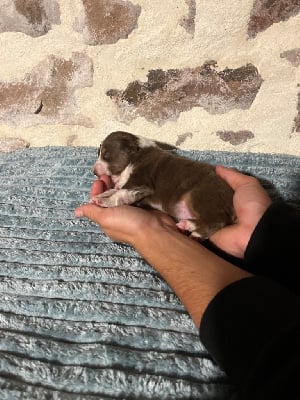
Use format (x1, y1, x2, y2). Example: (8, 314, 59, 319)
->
(176, 219, 196, 232)
(90, 196, 106, 207)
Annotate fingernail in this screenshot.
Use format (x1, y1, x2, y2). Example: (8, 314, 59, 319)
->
(74, 209, 84, 218)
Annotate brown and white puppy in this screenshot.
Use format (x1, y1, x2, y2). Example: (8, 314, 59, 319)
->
(92, 131, 236, 239)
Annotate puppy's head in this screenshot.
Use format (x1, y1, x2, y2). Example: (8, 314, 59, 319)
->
(93, 131, 157, 177)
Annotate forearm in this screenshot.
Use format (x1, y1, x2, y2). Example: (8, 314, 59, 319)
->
(244, 202, 300, 295)
(200, 276, 300, 398)
(132, 224, 252, 327)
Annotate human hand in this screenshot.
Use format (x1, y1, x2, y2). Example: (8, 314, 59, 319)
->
(209, 165, 272, 259)
(74, 176, 177, 245)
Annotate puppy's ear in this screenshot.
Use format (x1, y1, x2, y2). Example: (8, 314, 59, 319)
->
(124, 137, 140, 154)
(155, 140, 177, 151)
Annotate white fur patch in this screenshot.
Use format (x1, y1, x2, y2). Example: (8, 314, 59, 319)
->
(93, 159, 110, 176)
(137, 135, 157, 149)
(103, 189, 135, 206)
(190, 231, 202, 239)
(94, 188, 146, 207)
(112, 163, 134, 189)
(147, 201, 163, 212)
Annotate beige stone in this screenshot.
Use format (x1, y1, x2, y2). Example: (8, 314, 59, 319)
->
(0, 0, 299, 155)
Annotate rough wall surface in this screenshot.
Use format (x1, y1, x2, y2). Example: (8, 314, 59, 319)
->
(0, 0, 299, 154)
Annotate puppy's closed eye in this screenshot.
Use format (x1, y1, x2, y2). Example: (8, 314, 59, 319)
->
(97, 145, 111, 162)
(102, 151, 111, 161)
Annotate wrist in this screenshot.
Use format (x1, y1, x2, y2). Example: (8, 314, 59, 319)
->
(131, 220, 252, 327)
(130, 216, 174, 249)
(237, 225, 254, 258)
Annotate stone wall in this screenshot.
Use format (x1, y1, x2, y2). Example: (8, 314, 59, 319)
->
(0, 0, 299, 154)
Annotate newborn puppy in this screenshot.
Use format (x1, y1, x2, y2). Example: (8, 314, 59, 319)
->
(92, 131, 236, 239)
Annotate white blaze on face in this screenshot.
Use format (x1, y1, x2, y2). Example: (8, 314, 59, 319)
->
(93, 158, 111, 177)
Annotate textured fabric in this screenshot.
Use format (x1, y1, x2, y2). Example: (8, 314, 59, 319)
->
(0, 147, 299, 399)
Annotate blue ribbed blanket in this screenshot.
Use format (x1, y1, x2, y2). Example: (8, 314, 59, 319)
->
(0, 147, 299, 399)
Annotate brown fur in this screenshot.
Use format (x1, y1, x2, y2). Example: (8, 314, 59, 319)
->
(93, 131, 236, 239)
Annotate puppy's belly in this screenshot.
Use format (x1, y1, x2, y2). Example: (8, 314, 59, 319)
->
(146, 199, 194, 221)
(173, 200, 195, 221)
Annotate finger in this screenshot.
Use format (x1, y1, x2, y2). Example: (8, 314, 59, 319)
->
(90, 180, 105, 199)
(100, 175, 113, 191)
(75, 204, 106, 225)
(216, 165, 255, 191)
(90, 175, 113, 200)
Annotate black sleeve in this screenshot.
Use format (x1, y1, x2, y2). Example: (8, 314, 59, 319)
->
(200, 276, 300, 400)
(244, 202, 300, 295)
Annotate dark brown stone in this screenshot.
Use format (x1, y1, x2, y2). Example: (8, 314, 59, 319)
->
(67, 134, 78, 146)
(293, 87, 300, 133)
(74, 0, 141, 45)
(0, 52, 94, 127)
(176, 132, 193, 146)
(0, 0, 60, 37)
(280, 48, 300, 67)
(14, 0, 46, 25)
(216, 130, 255, 145)
(248, 0, 300, 38)
(107, 62, 263, 125)
(180, 0, 196, 35)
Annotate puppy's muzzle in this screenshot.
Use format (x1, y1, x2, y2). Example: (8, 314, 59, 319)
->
(93, 161, 109, 177)
(93, 164, 101, 177)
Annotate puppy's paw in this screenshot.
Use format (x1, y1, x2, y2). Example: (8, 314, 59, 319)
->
(176, 219, 204, 240)
(91, 189, 117, 207)
(97, 189, 117, 199)
(92, 189, 131, 207)
(176, 219, 197, 232)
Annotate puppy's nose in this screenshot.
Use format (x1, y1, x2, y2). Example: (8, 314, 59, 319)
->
(93, 166, 99, 176)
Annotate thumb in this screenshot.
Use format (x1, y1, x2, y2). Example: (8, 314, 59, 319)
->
(210, 224, 246, 259)
(75, 204, 105, 224)
(216, 165, 252, 191)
